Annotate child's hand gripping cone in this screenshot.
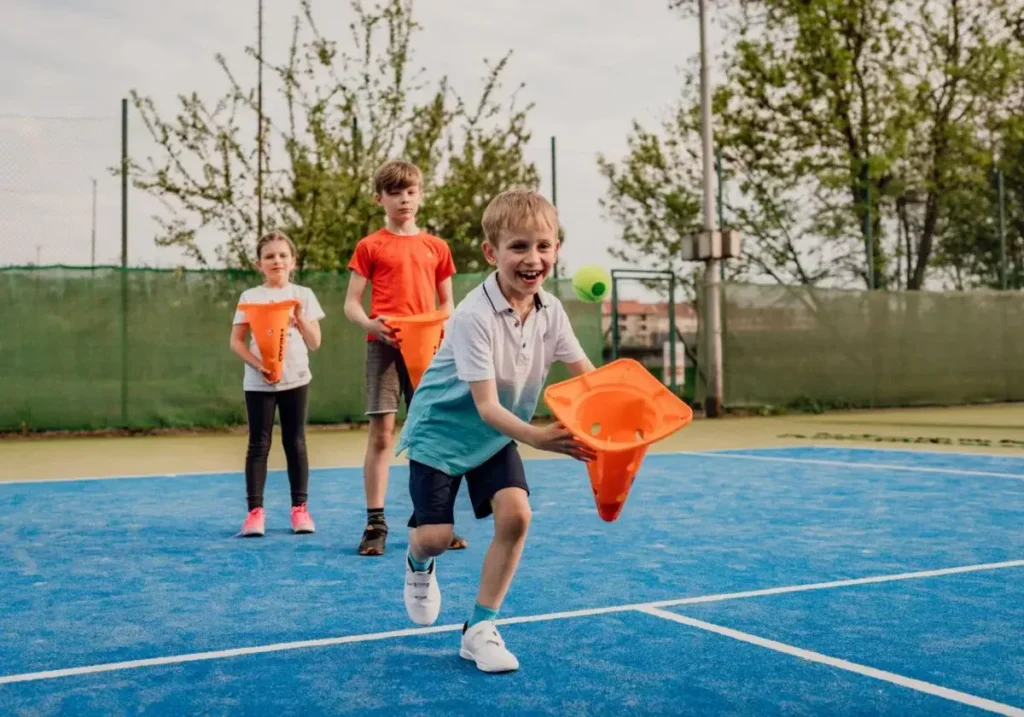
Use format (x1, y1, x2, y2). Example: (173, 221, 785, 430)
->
(237, 299, 301, 383)
(543, 359, 693, 521)
(384, 309, 450, 389)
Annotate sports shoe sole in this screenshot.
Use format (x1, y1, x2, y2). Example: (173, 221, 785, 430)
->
(459, 649, 519, 673)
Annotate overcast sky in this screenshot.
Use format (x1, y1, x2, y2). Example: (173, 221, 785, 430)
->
(1, 0, 723, 298)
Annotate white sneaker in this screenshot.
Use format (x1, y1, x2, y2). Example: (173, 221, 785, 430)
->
(404, 553, 441, 626)
(459, 620, 519, 673)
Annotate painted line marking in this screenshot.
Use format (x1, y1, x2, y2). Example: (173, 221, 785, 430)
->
(639, 606, 1024, 716)
(5, 447, 1023, 485)
(1, 559, 1020, 685)
(682, 451, 1024, 481)
(801, 445, 1024, 460)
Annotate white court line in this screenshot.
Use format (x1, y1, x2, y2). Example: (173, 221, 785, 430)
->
(1, 559, 1020, 686)
(681, 451, 1024, 481)
(0, 623, 462, 685)
(5, 446, 1023, 485)
(801, 445, 1024, 460)
(0, 468, 242, 485)
(638, 606, 1024, 716)
(641, 559, 1024, 610)
(0, 463, 360, 486)
(734, 444, 1024, 461)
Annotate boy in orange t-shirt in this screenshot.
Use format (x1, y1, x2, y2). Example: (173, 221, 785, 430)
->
(344, 160, 468, 556)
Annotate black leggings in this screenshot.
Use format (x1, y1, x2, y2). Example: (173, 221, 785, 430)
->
(244, 384, 310, 510)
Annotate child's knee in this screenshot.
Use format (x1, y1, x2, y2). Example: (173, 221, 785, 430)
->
(282, 434, 307, 456)
(247, 438, 272, 460)
(494, 496, 531, 540)
(414, 524, 454, 555)
(367, 417, 395, 453)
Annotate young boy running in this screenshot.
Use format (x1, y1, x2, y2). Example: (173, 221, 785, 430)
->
(344, 160, 469, 556)
(395, 187, 597, 673)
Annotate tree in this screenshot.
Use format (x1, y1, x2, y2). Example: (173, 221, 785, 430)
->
(597, 117, 706, 297)
(601, 0, 1024, 291)
(931, 18, 1024, 291)
(126, 0, 538, 272)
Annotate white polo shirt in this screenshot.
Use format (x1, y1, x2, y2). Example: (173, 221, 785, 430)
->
(232, 283, 325, 392)
(395, 271, 588, 476)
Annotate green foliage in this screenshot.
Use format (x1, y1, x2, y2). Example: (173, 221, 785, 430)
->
(596, 120, 705, 296)
(126, 0, 538, 271)
(935, 116, 1024, 289)
(603, 0, 1024, 291)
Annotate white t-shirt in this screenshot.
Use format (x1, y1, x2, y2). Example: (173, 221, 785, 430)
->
(232, 283, 326, 392)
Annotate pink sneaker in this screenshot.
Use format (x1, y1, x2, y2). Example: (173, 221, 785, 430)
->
(241, 507, 265, 537)
(290, 504, 315, 534)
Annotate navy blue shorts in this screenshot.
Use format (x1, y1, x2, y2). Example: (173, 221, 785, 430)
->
(407, 442, 530, 527)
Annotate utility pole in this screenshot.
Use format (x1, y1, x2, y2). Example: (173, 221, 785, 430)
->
(680, 0, 740, 417)
(91, 177, 97, 267)
(551, 135, 559, 280)
(997, 162, 1007, 290)
(257, 0, 265, 238)
(699, 0, 723, 417)
(863, 161, 874, 289)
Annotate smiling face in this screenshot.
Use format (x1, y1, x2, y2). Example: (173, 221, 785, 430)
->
(483, 218, 559, 304)
(480, 189, 561, 310)
(256, 236, 296, 287)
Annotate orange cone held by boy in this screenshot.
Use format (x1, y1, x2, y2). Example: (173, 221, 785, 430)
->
(543, 358, 693, 521)
(237, 299, 300, 383)
(385, 309, 450, 389)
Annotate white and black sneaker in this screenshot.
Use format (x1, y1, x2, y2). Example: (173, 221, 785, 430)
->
(404, 552, 441, 626)
(460, 620, 519, 673)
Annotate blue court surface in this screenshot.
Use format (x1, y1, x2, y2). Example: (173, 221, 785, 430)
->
(1, 445, 1021, 715)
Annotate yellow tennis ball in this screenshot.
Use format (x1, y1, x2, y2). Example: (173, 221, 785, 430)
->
(572, 264, 611, 303)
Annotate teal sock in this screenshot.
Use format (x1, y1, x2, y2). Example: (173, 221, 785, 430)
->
(408, 552, 433, 572)
(468, 603, 499, 628)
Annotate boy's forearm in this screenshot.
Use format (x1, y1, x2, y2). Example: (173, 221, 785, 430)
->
(343, 300, 371, 330)
(436, 277, 455, 314)
(477, 401, 539, 447)
(565, 357, 595, 376)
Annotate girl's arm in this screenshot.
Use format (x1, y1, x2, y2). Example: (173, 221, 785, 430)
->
(293, 303, 322, 351)
(229, 324, 270, 376)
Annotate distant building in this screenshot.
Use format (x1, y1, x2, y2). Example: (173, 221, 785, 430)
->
(602, 300, 698, 347)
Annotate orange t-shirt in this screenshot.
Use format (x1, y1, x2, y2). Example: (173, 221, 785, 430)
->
(348, 229, 457, 341)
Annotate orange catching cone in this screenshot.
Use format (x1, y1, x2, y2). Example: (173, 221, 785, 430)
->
(385, 309, 450, 389)
(543, 358, 693, 522)
(237, 299, 299, 383)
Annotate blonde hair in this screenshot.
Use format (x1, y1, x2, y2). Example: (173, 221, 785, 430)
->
(256, 231, 297, 260)
(373, 160, 423, 195)
(482, 188, 559, 246)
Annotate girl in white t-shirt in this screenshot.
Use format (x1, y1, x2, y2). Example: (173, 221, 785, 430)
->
(230, 231, 326, 537)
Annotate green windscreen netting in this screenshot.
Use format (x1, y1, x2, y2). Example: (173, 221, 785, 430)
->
(721, 282, 1024, 409)
(0, 267, 605, 432)
(6, 269, 1021, 431)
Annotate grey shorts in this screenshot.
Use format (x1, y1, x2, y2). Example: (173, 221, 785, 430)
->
(364, 340, 414, 415)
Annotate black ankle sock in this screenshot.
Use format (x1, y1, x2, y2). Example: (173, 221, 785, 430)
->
(367, 508, 385, 524)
